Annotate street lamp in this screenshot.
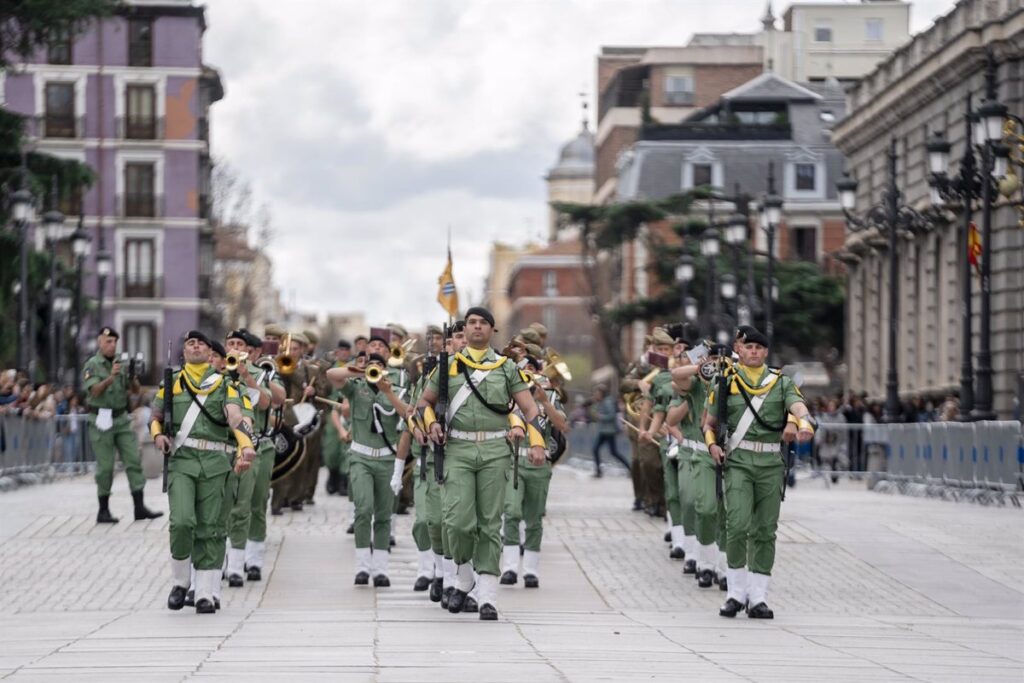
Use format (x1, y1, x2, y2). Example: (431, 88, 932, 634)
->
(700, 227, 721, 338)
(53, 288, 72, 384)
(720, 272, 737, 302)
(95, 226, 112, 330)
(684, 296, 698, 323)
(675, 252, 696, 324)
(69, 218, 90, 396)
(43, 183, 66, 384)
(759, 162, 784, 353)
(8, 165, 34, 373)
(839, 139, 929, 422)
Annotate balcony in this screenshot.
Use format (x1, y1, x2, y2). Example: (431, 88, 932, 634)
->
(198, 116, 209, 142)
(117, 276, 164, 299)
(119, 193, 164, 219)
(31, 115, 84, 139)
(116, 116, 165, 141)
(199, 193, 211, 219)
(639, 122, 791, 141)
(664, 91, 696, 106)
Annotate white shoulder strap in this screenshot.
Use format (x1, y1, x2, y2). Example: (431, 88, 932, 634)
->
(725, 371, 778, 452)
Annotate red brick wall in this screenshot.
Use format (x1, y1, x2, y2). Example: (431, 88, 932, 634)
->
(509, 265, 589, 300)
(693, 63, 762, 108)
(595, 126, 638, 196)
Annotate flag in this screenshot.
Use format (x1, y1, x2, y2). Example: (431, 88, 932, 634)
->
(968, 221, 982, 276)
(437, 246, 459, 319)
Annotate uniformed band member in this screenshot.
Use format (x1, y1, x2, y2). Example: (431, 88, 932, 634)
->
(500, 352, 566, 588)
(704, 327, 813, 619)
(323, 340, 353, 496)
(417, 307, 546, 621)
(408, 325, 444, 593)
(82, 327, 162, 523)
(151, 331, 256, 614)
(326, 337, 412, 587)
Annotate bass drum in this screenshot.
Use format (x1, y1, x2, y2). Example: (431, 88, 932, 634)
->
(271, 429, 306, 485)
(547, 429, 567, 464)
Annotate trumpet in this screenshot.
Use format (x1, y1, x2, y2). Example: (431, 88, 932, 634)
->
(276, 333, 297, 376)
(226, 351, 249, 372)
(624, 368, 660, 418)
(388, 338, 416, 367)
(365, 364, 385, 384)
(544, 349, 572, 382)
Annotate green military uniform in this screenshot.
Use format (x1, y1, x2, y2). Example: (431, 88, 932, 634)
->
(426, 346, 528, 614)
(409, 365, 443, 594)
(322, 371, 349, 495)
(82, 351, 147, 518)
(668, 393, 699, 562)
(683, 375, 726, 584)
(650, 369, 682, 554)
(339, 366, 403, 584)
(154, 363, 247, 609)
(500, 389, 559, 587)
(621, 365, 664, 515)
(707, 363, 803, 614)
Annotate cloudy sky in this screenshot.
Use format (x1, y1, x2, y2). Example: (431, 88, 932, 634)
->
(204, 0, 956, 329)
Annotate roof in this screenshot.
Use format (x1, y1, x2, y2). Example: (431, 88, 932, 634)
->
(721, 72, 823, 103)
(547, 123, 595, 181)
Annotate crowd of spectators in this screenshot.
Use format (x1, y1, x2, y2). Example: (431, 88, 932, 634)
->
(1, 369, 91, 470)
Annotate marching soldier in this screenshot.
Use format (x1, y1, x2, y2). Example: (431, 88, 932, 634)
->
(270, 332, 319, 514)
(417, 307, 546, 621)
(703, 327, 813, 619)
(408, 325, 444, 593)
(299, 329, 330, 505)
(82, 327, 162, 523)
(151, 331, 257, 614)
(325, 335, 412, 587)
(324, 340, 353, 496)
(500, 351, 567, 588)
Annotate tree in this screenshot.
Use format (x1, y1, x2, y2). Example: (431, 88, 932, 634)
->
(0, 0, 120, 70)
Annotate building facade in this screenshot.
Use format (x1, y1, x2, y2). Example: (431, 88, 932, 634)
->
(211, 225, 284, 340)
(832, 0, 1024, 418)
(2, 0, 222, 381)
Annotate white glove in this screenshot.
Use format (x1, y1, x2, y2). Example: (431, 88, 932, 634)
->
(390, 459, 404, 495)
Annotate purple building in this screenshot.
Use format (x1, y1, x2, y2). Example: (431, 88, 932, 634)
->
(2, 0, 223, 382)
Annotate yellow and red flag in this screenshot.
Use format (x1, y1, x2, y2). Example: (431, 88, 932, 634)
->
(968, 221, 982, 276)
(437, 245, 459, 319)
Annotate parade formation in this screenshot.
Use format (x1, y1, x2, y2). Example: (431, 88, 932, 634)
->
(82, 300, 812, 623)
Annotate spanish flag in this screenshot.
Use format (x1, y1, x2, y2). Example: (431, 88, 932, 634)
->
(437, 246, 459, 319)
(968, 221, 982, 276)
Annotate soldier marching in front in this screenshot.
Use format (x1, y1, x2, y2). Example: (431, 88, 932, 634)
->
(417, 307, 546, 621)
(152, 331, 257, 614)
(82, 327, 162, 524)
(703, 327, 814, 619)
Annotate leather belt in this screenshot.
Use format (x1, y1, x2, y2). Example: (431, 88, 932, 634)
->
(449, 429, 507, 443)
(89, 407, 126, 418)
(181, 437, 233, 453)
(734, 439, 780, 454)
(350, 442, 393, 458)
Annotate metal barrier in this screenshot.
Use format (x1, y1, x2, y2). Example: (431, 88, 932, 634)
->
(0, 414, 94, 489)
(807, 420, 1023, 507)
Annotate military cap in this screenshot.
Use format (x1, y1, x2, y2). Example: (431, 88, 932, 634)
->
(528, 322, 548, 337)
(387, 323, 409, 339)
(650, 328, 675, 346)
(524, 343, 545, 359)
(185, 330, 210, 346)
(519, 328, 542, 345)
(426, 324, 443, 337)
(264, 323, 286, 337)
(465, 307, 496, 328)
(736, 326, 769, 347)
(98, 326, 119, 339)
(227, 329, 248, 342)
(241, 330, 263, 348)
(303, 329, 319, 346)
(290, 331, 309, 345)
(337, 339, 352, 349)
(451, 320, 466, 333)
(209, 340, 227, 358)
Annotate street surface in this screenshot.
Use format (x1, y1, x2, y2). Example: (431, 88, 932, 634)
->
(1, 464, 1022, 682)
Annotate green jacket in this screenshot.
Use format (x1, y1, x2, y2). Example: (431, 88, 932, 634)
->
(82, 353, 133, 411)
(705, 365, 802, 444)
(340, 376, 401, 452)
(425, 347, 528, 434)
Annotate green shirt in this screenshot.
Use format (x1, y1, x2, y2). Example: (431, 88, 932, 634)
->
(426, 347, 527, 433)
(82, 353, 131, 411)
(650, 369, 675, 416)
(340, 376, 400, 451)
(243, 362, 284, 438)
(681, 378, 708, 442)
(705, 365, 802, 444)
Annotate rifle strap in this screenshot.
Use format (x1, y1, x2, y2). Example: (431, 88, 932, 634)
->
(459, 363, 512, 415)
(180, 374, 230, 428)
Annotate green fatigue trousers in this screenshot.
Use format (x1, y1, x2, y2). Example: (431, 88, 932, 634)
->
(441, 438, 510, 576)
(349, 454, 395, 551)
(637, 440, 664, 510)
(724, 449, 784, 575)
(248, 442, 275, 543)
(88, 414, 145, 496)
(627, 431, 643, 501)
(502, 458, 552, 552)
(222, 462, 256, 550)
(323, 427, 342, 472)
(299, 428, 323, 502)
(167, 446, 230, 570)
(676, 448, 697, 536)
(692, 451, 727, 548)
(412, 451, 441, 553)
(661, 448, 681, 526)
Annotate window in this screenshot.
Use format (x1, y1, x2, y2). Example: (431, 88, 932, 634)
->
(128, 19, 153, 67)
(123, 322, 156, 383)
(59, 187, 83, 217)
(814, 23, 832, 43)
(544, 270, 558, 297)
(123, 239, 156, 297)
(692, 163, 713, 188)
(47, 27, 72, 65)
(736, 110, 781, 125)
(44, 83, 76, 138)
(543, 305, 556, 334)
(865, 18, 883, 42)
(124, 163, 156, 217)
(664, 75, 694, 105)
(795, 163, 816, 191)
(790, 227, 817, 263)
(125, 84, 156, 139)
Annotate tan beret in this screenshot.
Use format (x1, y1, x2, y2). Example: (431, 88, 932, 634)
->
(529, 322, 548, 336)
(290, 331, 309, 345)
(525, 343, 544, 358)
(519, 328, 542, 345)
(387, 323, 409, 339)
(264, 323, 286, 337)
(650, 328, 675, 346)
(303, 329, 319, 346)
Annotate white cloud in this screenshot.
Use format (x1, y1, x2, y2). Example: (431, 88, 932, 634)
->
(203, 0, 958, 329)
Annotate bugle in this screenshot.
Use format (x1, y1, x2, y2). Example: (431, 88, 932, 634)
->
(276, 333, 297, 376)
(226, 351, 248, 372)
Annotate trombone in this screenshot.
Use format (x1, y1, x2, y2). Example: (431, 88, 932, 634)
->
(545, 350, 573, 382)
(624, 368, 660, 418)
(388, 338, 416, 368)
(365, 364, 385, 384)
(226, 351, 248, 373)
(276, 333, 297, 376)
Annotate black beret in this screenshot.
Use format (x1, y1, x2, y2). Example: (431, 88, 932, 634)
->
(368, 335, 389, 346)
(242, 331, 263, 348)
(185, 330, 210, 347)
(735, 325, 756, 341)
(98, 326, 119, 339)
(227, 329, 247, 342)
(737, 326, 769, 347)
(209, 340, 227, 358)
(337, 339, 352, 349)
(451, 320, 466, 333)
(464, 307, 495, 328)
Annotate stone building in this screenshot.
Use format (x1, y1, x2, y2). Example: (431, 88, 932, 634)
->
(832, 0, 1024, 418)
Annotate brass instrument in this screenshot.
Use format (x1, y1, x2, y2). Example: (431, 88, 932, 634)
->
(624, 368, 660, 418)
(387, 338, 416, 368)
(225, 351, 249, 372)
(545, 350, 573, 382)
(276, 333, 297, 376)
(365, 364, 385, 384)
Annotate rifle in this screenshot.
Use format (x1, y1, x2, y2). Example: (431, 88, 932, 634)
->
(160, 341, 175, 493)
(711, 344, 731, 501)
(511, 434, 521, 490)
(419, 353, 438, 482)
(433, 323, 449, 485)
(782, 441, 796, 502)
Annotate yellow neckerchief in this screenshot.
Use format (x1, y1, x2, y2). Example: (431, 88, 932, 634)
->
(729, 363, 778, 396)
(179, 362, 224, 396)
(465, 346, 488, 362)
(452, 346, 507, 374)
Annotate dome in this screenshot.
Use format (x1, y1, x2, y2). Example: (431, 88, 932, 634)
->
(547, 123, 594, 180)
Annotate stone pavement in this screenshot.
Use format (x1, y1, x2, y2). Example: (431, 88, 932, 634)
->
(0, 463, 1022, 682)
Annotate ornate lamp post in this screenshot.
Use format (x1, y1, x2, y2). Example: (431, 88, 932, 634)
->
(759, 164, 784, 351)
(675, 253, 696, 324)
(8, 163, 34, 372)
(69, 218, 91, 395)
(95, 225, 112, 331)
(700, 226, 721, 339)
(43, 187, 66, 384)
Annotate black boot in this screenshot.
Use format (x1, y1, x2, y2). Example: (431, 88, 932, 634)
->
(747, 602, 774, 619)
(413, 576, 431, 591)
(354, 571, 370, 585)
(500, 571, 517, 585)
(167, 586, 187, 610)
(441, 586, 453, 609)
(132, 490, 163, 520)
(448, 588, 469, 613)
(479, 603, 498, 621)
(373, 574, 391, 588)
(96, 495, 119, 524)
(338, 474, 349, 496)
(227, 574, 243, 588)
(184, 589, 195, 607)
(346, 522, 355, 534)
(325, 470, 339, 495)
(682, 559, 697, 575)
(697, 569, 715, 588)
(663, 530, 672, 543)
(669, 546, 685, 560)
(247, 565, 262, 581)
(429, 578, 443, 602)
(389, 535, 396, 547)
(632, 499, 643, 511)
(463, 596, 478, 613)
(195, 598, 215, 614)
(718, 575, 728, 592)
(523, 574, 539, 589)
(719, 598, 746, 618)
(290, 501, 304, 512)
